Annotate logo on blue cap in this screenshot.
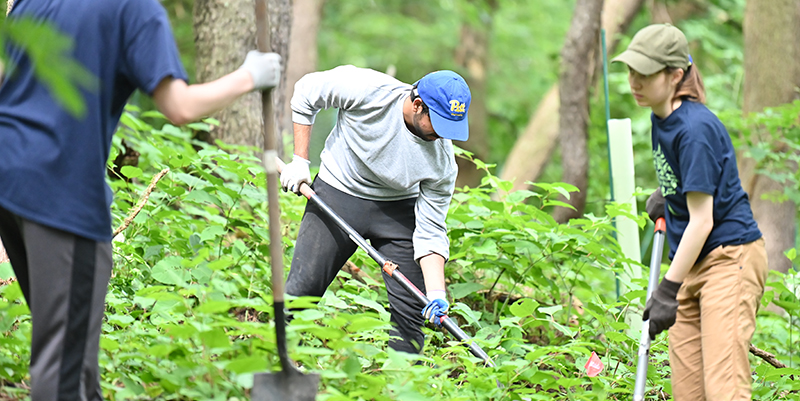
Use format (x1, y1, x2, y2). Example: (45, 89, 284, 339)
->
(416, 71, 471, 141)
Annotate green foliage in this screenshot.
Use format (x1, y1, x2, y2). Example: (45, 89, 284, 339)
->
(316, 0, 574, 163)
(721, 100, 800, 208)
(0, 18, 94, 117)
(0, 109, 797, 399)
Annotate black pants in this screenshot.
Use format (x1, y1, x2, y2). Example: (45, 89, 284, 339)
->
(285, 179, 427, 353)
(0, 205, 111, 401)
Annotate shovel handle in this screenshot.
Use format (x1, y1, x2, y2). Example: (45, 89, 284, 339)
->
(275, 158, 496, 367)
(633, 217, 666, 401)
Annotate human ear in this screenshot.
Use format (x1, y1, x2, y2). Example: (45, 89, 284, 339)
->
(672, 69, 684, 86)
(413, 98, 424, 113)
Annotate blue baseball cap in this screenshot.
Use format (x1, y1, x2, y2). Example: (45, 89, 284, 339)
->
(415, 70, 471, 141)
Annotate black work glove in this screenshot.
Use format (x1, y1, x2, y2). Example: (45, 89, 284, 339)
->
(642, 278, 682, 340)
(646, 188, 666, 222)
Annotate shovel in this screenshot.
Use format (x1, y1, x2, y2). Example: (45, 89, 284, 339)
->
(251, 0, 320, 399)
(633, 217, 666, 401)
(275, 159, 496, 368)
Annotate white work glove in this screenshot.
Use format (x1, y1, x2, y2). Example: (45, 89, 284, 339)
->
(239, 51, 282, 90)
(422, 290, 449, 326)
(280, 155, 311, 194)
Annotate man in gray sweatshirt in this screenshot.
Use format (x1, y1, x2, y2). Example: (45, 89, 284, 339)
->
(280, 65, 470, 353)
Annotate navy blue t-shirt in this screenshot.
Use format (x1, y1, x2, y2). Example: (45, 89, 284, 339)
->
(652, 100, 761, 262)
(0, 0, 187, 242)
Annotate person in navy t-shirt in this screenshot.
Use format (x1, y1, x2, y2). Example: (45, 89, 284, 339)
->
(0, 0, 281, 399)
(614, 24, 767, 400)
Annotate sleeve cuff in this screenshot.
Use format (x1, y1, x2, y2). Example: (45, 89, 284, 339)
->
(292, 110, 316, 126)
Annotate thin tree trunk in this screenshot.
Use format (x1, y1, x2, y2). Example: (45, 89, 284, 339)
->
(283, 0, 324, 156)
(740, 0, 799, 275)
(193, 0, 291, 150)
(454, 16, 493, 188)
(267, 0, 293, 157)
(501, 0, 644, 192)
(553, 0, 604, 223)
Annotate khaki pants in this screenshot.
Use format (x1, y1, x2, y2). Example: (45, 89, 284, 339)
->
(669, 238, 768, 401)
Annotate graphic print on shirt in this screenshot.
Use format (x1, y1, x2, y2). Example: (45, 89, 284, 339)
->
(653, 144, 679, 196)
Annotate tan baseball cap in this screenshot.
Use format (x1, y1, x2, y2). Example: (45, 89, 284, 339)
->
(612, 24, 690, 75)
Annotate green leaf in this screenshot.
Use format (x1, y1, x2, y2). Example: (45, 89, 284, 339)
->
(108, 314, 135, 327)
(772, 299, 799, 311)
(538, 305, 563, 315)
(449, 282, 484, 299)
(784, 248, 797, 262)
(473, 239, 498, 256)
(120, 166, 142, 179)
(343, 355, 361, 379)
(509, 298, 539, 318)
(761, 290, 774, 308)
(348, 316, 389, 332)
(199, 328, 231, 349)
(195, 300, 232, 314)
(542, 200, 576, 210)
(226, 355, 268, 374)
(606, 331, 627, 343)
(199, 226, 226, 243)
(549, 320, 574, 337)
(150, 256, 189, 286)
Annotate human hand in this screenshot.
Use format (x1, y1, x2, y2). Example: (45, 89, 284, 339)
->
(642, 277, 681, 340)
(422, 290, 449, 326)
(239, 51, 282, 90)
(279, 155, 311, 194)
(646, 187, 666, 222)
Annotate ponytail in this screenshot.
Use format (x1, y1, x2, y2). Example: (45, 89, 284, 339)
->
(671, 64, 706, 104)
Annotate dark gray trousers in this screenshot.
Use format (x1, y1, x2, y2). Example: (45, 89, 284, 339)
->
(285, 179, 427, 354)
(0, 205, 111, 401)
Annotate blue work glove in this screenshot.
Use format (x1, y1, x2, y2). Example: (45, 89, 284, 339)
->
(642, 277, 682, 340)
(422, 290, 449, 326)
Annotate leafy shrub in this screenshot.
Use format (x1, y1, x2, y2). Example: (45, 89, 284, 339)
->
(0, 108, 797, 400)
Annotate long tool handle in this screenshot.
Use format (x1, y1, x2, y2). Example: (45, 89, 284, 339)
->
(276, 159, 495, 367)
(633, 217, 666, 401)
(255, 0, 295, 373)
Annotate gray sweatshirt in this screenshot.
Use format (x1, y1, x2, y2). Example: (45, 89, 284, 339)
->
(291, 65, 458, 262)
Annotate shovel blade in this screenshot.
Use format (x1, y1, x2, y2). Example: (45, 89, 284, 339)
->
(252, 370, 320, 401)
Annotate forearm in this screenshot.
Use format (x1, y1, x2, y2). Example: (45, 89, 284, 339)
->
(153, 69, 254, 125)
(419, 253, 446, 294)
(293, 123, 312, 159)
(665, 219, 713, 282)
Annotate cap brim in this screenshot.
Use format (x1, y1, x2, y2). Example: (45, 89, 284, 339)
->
(611, 50, 665, 75)
(429, 110, 469, 141)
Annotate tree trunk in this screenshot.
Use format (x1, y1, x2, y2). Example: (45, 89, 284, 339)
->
(454, 13, 494, 188)
(283, 0, 324, 155)
(500, 0, 645, 192)
(740, 0, 800, 275)
(553, 0, 604, 223)
(193, 0, 292, 151)
(267, 0, 293, 157)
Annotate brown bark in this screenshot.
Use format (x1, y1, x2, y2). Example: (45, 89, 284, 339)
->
(740, 0, 800, 275)
(193, 0, 291, 151)
(501, 0, 645, 192)
(283, 0, 324, 155)
(267, 0, 293, 157)
(454, 17, 493, 188)
(649, 0, 706, 24)
(553, 0, 604, 223)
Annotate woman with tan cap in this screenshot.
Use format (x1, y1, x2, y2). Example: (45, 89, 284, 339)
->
(613, 24, 768, 400)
